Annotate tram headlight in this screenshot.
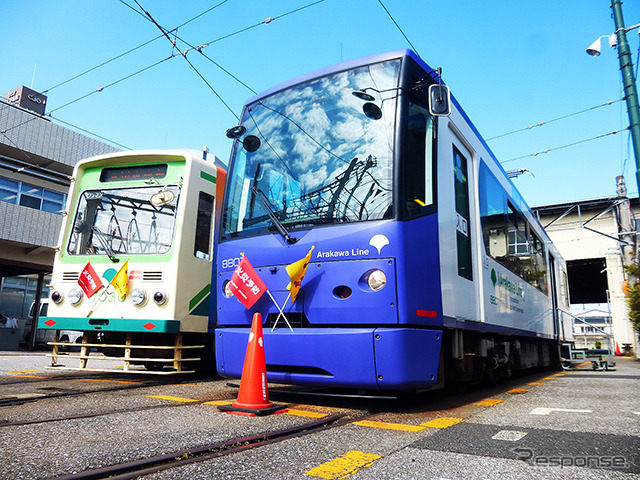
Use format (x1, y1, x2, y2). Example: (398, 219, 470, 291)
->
(223, 280, 234, 298)
(365, 269, 387, 291)
(153, 291, 168, 306)
(131, 288, 147, 306)
(68, 288, 83, 305)
(51, 291, 64, 304)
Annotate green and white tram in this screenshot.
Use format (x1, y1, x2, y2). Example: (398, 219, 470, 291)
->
(38, 149, 226, 373)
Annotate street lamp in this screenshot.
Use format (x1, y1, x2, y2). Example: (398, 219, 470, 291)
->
(587, 1, 640, 195)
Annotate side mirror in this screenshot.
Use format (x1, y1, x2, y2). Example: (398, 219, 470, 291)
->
(428, 84, 451, 116)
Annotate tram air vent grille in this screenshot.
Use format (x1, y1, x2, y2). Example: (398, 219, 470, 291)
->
(62, 272, 80, 282)
(143, 271, 163, 282)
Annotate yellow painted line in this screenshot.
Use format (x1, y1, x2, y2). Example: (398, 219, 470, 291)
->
(286, 409, 328, 419)
(74, 378, 141, 385)
(9, 370, 40, 373)
(420, 417, 465, 429)
(553, 373, 565, 377)
(528, 382, 545, 385)
(305, 451, 381, 479)
(148, 395, 198, 403)
(508, 388, 529, 394)
(353, 419, 425, 432)
(175, 383, 201, 387)
(204, 400, 233, 406)
(543, 377, 557, 380)
(475, 399, 504, 407)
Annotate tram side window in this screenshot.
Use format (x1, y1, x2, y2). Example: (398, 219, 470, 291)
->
(453, 146, 472, 280)
(479, 163, 507, 261)
(403, 102, 435, 218)
(479, 162, 548, 294)
(194, 192, 214, 260)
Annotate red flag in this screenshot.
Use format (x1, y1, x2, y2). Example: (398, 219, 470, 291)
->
(78, 261, 104, 298)
(229, 256, 267, 309)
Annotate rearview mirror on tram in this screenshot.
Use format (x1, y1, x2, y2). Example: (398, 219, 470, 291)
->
(428, 84, 451, 116)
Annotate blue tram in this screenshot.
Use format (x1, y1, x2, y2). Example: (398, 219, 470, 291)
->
(214, 50, 572, 390)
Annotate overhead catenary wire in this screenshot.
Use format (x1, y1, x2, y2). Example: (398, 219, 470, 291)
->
(129, 0, 240, 120)
(500, 127, 630, 164)
(486, 98, 624, 141)
(377, 0, 419, 56)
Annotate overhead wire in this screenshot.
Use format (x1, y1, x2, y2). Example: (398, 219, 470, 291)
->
(376, 0, 419, 56)
(500, 127, 630, 164)
(486, 99, 624, 141)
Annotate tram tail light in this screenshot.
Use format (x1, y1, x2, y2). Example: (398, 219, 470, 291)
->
(51, 291, 64, 304)
(153, 291, 168, 305)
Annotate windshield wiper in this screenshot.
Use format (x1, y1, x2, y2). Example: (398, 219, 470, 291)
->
(251, 187, 298, 245)
(90, 226, 121, 263)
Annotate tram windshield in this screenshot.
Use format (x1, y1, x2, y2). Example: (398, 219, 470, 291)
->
(222, 59, 400, 239)
(67, 185, 180, 258)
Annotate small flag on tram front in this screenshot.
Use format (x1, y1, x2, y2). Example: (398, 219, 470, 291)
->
(78, 261, 104, 299)
(110, 260, 129, 300)
(286, 246, 315, 303)
(229, 255, 267, 309)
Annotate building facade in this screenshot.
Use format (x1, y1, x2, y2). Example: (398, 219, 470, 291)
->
(0, 89, 119, 345)
(533, 186, 639, 357)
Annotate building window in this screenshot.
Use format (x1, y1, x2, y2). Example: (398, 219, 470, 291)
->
(0, 176, 66, 214)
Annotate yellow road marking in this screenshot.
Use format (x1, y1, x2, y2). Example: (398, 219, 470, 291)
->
(508, 388, 529, 394)
(475, 399, 504, 406)
(74, 378, 141, 385)
(353, 420, 425, 432)
(543, 377, 557, 380)
(148, 395, 197, 403)
(306, 451, 381, 479)
(204, 400, 233, 406)
(420, 417, 465, 428)
(9, 370, 40, 373)
(553, 373, 565, 377)
(286, 409, 328, 418)
(528, 382, 545, 385)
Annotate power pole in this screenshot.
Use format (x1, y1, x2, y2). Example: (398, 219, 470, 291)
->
(611, 0, 640, 194)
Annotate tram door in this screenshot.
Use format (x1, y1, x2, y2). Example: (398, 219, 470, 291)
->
(449, 127, 480, 322)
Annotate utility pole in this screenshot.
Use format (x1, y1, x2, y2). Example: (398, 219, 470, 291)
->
(611, 0, 640, 194)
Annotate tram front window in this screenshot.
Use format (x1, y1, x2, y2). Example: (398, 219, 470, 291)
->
(222, 59, 400, 239)
(67, 186, 179, 256)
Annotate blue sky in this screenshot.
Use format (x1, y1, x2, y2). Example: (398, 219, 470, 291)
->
(2, 0, 639, 207)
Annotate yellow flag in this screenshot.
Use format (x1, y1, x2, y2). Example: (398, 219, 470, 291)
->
(286, 246, 315, 303)
(110, 260, 129, 300)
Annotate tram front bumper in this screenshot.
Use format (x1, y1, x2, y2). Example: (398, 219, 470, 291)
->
(215, 327, 442, 390)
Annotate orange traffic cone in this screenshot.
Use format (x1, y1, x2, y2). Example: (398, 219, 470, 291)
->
(218, 313, 287, 416)
(616, 342, 622, 356)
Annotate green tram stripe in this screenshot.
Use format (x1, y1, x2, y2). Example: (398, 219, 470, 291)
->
(189, 284, 211, 311)
(200, 171, 217, 184)
(38, 317, 180, 333)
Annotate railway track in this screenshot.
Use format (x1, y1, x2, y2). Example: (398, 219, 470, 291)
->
(49, 413, 350, 480)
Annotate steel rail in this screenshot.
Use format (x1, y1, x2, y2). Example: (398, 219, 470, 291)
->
(49, 413, 347, 480)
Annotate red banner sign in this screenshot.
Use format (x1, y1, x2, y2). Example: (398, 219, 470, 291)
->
(78, 262, 104, 298)
(229, 256, 267, 309)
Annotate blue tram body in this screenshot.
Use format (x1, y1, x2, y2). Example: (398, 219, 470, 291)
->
(214, 50, 572, 390)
